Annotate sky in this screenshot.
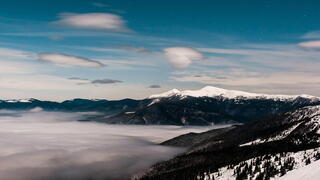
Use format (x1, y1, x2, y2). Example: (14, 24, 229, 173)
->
(0, 0, 320, 101)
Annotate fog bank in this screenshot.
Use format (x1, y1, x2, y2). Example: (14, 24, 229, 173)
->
(0, 110, 223, 180)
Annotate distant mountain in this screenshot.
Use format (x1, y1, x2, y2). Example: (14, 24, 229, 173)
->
(1, 86, 320, 125)
(141, 105, 320, 179)
(97, 86, 320, 125)
(161, 125, 237, 147)
(149, 86, 318, 101)
(0, 98, 143, 115)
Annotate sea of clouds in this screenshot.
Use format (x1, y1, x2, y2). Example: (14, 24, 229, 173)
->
(0, 109, 224, 180)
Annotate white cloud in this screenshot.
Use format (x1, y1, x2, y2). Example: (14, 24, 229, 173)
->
(0, 75, 81, 91)
(0, 60, 36, 74)
(54, 13, 129, 31)
(164, 47, 204, 68)
(302, 31, 320, 39)
(172, 72, 320, 86)
(0, 48, 38, 74)
(0, 48, 34, 59)
(38, 53, 104, 67)
(298, 40, 320, 50)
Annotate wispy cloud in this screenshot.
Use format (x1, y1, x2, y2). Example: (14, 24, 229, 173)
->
(68, 77, 89, 81)
(0, 47, 38, 74)
(91, 79, 122, 84)
(171, 72, 320, 96)
(92, 2, 108, 7)
(38, 53, 105, 67)
(148, 85, 161, 88)
(53, 13, 130, 32)
(301, 31, 320, 39)
(48, 34, 64, 41)
(66, 45, 151, 54)
(0, 47, 34, 59)
(197, 43, 320, 71)
(68, 77, 122, 85)
(298, 40, 320, 50)
(0, 60, 36, 74)
(172, 72, 320, 86)
(170, 42, 320, 96)
(0, 75, 81, 91)
(118, 46, 151, 53)
(164, 47, 204, 68)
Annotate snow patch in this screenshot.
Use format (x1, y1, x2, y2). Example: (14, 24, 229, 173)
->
(239, 122, 303, 147)
(148, 99, 160, 106)
(149, 89, 181, 99)
(278, 159, 320, 180)
(4, 99, 33, 103)
(149, 86, 319, 101)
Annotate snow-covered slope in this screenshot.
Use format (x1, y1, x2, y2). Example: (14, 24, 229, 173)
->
(237, 105, 320, 147)
(0, 98, 35, 103)
(205, 148, 320, 180)
(142, 104, 320, 179)
(149, 86, 319, 101)
(279, 159, 320, 180)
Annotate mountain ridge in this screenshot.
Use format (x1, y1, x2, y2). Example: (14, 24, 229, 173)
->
(150, 86, 319, 101)
(141, 105, 320, 179)
(1, 87, 320, 126)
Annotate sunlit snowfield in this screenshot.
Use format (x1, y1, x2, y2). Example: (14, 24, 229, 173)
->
(0, 109, 227, 180)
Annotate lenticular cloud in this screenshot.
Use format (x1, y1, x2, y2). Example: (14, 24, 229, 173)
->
(164, 47, 204, 68)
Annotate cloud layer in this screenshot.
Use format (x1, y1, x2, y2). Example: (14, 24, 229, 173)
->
(0, 110, 217, 180)
(164, 47, 204, 68)
(91, 78, 122, 84)
(0, 47, 34, 59)
(148, 85, 161, 88)
(54, 13, 128, 31)
(38, 53, 104, 67)
(118, 45, 150, 53)
(298, 40, 320, 50)
(170, 43, 320, 96)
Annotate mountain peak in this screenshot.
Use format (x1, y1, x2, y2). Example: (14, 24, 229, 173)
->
(149, 89, 181, 99)
(149, 86, 319, 101)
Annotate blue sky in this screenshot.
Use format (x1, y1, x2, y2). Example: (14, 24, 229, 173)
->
(0, 0, 320, 100)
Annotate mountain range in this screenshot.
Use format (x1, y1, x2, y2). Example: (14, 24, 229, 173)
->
(1, 86, 320, 125)
(2, 86, 320, 179)
(142, 105, 320, 179)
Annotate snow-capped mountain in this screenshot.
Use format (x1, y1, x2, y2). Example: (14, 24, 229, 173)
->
(1, 87, 320, 126)
(149, 86, 319, 101)
(141, 105, 320, 180)
(100, 87, 320, 125)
